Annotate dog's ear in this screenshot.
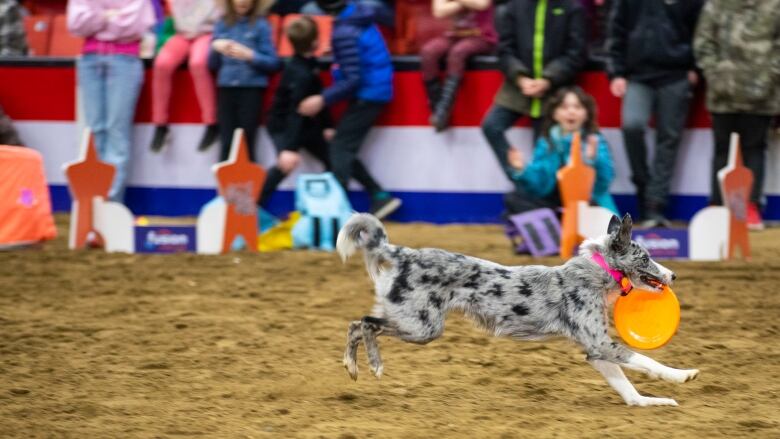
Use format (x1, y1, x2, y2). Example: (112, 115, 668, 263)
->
(607, 215, 622, 235)
(608, 213, 632, 252)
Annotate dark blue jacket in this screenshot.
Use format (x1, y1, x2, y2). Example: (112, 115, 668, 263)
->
(208, 16, 281, 87)
(323, 3, 393, 105)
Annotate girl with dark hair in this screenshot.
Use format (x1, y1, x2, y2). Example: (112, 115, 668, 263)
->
(208, 0, 280, 162)
(502, 86, 619, 216)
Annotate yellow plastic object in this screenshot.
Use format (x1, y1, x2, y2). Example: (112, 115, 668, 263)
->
(258, 211, 301, 252)
(613, 285, 680, 350)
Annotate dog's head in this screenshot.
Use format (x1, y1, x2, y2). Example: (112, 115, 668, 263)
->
(601, 214, 676, 292)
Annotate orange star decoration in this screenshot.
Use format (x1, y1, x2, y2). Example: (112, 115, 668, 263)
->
(557, 132, 595, 259)
(63, 129, 115, 249)
(213, 129, 266, 253)
(717, 133, 752, 260)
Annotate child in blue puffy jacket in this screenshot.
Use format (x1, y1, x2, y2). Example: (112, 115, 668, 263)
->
(208, 0, 280, 162)
(297, 0, 401, 220)
(502, 86, 619, 215)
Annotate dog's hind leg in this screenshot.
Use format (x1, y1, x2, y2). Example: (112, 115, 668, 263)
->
(343, 320, 363, 381)
(620, 352, 700, 384)
(361, 316, 398, 379)
(590, 360, 679, 407)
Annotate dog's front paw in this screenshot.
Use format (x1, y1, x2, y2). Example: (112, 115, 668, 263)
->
(626, 396, 679, 407)
(662, 368, 700, 384)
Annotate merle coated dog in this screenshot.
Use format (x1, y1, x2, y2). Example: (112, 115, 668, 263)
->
(336, 213, 699, 406)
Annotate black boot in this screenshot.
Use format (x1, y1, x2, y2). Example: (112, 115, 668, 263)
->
(150, 125, 170, 153)
(431, 76, 461, 132)
(424, 78, 441, 113)
(197, 123, 219, 151)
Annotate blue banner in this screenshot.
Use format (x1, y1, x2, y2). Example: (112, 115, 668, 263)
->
(632, 229, 689, 259)
(134, 226, 197, 254)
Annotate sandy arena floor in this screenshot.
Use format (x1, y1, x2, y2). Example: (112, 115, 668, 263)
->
(1, 216, 778, 438)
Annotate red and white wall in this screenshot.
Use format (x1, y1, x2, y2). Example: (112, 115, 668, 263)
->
(1, 63, 778, 223)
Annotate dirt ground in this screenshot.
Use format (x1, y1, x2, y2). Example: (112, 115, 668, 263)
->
(1, 215, 779, 438)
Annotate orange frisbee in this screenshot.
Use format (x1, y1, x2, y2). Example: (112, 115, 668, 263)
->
(613, 286, 680, 350)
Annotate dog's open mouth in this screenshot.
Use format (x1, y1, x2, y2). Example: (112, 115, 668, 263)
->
(639, 274, 665, 291)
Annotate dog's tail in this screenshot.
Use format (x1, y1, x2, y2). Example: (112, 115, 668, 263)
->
(337, 213, 389, 279)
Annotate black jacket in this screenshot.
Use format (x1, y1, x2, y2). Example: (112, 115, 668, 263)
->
(266, 55, 333, 151)
(606, 0, 704, 85)
(497, 0, 587, 87)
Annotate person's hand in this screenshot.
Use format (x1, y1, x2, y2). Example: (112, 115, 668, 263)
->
(507, 148, 525, 170)
(212, 39, 232, 54)
(610, 77, 627, 98)
(277, 150, 301, 173)
(298, 95, 325, 117)
(518, 76, 536, 95)
(528, 78, 550, 98)
(323, 128, 336, 142)
(688, 70, 699, 86)
(226, 42, 254, 61)
(586, 134, 598, 161)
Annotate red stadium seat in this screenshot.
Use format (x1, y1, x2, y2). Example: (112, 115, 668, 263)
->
(267, 14, 281, 49)
(277, 14, 333, 57)
(48, 14, 84, 57)
(394, 0, 449, 54)
(23, 15, 52, 56)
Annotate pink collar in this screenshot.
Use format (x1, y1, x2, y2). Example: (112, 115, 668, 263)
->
(591, 252, 633, 296)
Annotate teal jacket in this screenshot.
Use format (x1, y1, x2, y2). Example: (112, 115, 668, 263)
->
(512, 126, 619, 214)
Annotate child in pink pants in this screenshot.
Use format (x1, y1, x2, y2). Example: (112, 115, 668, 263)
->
(150, 0, 221, 152)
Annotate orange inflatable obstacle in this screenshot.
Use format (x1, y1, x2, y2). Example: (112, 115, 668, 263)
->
(0, 145, 57, 248)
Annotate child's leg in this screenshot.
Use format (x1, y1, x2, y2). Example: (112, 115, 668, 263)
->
(328, 101, 386, 196)
(480, 104, 524, 182)
(217, 87, 240, 162)
(235, 87, 265, 163)
(189, 34, 217, 125)
(152, 35, 191, 125)
(445, 37, 494, 78)
(420, 36, 452, 82)
(259, 132, 297, 207)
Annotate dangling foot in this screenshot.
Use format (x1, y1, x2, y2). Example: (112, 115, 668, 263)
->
(198, 124, 219, 152)
(432, 76, 462, 132)
(150, 125, 170, 153)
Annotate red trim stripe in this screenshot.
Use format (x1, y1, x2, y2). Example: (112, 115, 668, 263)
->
(1, 67, 712, 128)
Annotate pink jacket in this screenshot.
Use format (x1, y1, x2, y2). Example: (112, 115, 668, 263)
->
(67, 0, 156, 43)
(168, 0, 221, 39)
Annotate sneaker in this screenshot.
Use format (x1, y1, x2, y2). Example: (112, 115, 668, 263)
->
(369, 196, 402, 220)
(639, 212, 671, 228)
(198, 124, 219, 152)
(746, 203, 765, 231)
(150, 125, 170, 153)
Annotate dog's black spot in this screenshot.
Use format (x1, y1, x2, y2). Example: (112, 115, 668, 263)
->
(557, 307, 579, 334)
(365, 228, 386, 249)
(516, 282, 533, 297)
(494, 268, 511, 279)
(566, 290, 585, 311)
(554, 272, 564, 288)
(418, 310, 429, 323)
(429, 294, 443, 310)
(388, 259, 412, 303)
(362, 316, 387, 327)
(468, 293, 481, 305)
(449, 291, 456, 301)
(463, 269, 482, 289)
(414, 258, 435, 270)
(512, 304, 530, 316)
(487, 283, 504, 297)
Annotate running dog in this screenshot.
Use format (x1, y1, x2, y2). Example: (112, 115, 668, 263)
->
(336, 213, 699, 406)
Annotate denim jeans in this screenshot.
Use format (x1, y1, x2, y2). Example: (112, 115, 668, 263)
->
(621, 78, 692, 213)
(480, 104, 541, 183)
(77, 54, 144, 202)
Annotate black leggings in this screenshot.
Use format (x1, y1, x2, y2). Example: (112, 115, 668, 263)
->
(217, 86, 265, 162)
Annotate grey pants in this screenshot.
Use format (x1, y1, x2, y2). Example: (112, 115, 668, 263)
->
(621, 78, 692, 213)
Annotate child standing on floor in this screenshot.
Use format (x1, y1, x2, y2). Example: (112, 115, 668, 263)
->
(67, 0, 156, 202)
(150, 0, 221, 152)
(298, 0, 401, 219)
(502, 86, 618, 216)
(208, 0, 280, 162)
